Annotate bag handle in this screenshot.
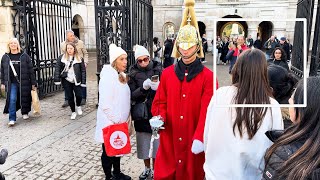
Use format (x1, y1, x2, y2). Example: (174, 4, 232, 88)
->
(9, 59, 20, 83)
(65, 56, 74, 72)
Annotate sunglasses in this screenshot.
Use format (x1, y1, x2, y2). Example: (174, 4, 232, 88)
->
(137, 58, 149, 63)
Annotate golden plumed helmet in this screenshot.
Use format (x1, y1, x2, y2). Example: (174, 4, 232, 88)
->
(172, 0, 204, 59)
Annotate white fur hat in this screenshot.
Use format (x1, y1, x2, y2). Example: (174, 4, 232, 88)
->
(109, 44, 127, 64)
(134, 45, 150, 60)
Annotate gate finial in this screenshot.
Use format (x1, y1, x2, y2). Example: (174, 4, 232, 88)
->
(172, 0, 204, 59)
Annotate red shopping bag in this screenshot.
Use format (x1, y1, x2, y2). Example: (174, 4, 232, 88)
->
(102, 122, 131, 156)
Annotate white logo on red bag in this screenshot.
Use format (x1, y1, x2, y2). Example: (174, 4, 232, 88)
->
(266, 171, 272, 178)
(109, 131, 128, 149)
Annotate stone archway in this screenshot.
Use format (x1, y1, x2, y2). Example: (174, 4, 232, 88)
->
(72, 14, 84, 41)
(217, 15, 248, 39)
(221, 22, 245, 38)
(163, 22, 175, 40)
(258, 21, 274, 49)
(198, 21, 206, 38)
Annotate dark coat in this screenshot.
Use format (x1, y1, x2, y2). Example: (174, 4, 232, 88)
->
(254, 39, 262, 49)
(247, 38, 254, 48)
(1, 53, 36, 114)
(220, 41, 229, 61)
(264, 40, 279, 55)
(53, 55, 86, 86)
(128, 60, 162, 133)
(163, 40, 174, 68)
(263, 131, 320, 180)
(279, 42, 291, 60)
(267, 59, 289, 71)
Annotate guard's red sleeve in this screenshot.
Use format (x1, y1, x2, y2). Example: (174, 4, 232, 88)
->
(193, 72, 218, 142)
(151, 70, 167, 123)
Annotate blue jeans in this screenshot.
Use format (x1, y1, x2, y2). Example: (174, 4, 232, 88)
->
(229, 57, 237, 74)
(9, 83, 18, 121)
(265, 54, 271, 60)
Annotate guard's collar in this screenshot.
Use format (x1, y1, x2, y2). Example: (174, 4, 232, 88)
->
(174, 58, 204, 82)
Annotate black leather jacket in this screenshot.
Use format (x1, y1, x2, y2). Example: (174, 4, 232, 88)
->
(54, 55, 86, 86)
(263, 131, 320, 180)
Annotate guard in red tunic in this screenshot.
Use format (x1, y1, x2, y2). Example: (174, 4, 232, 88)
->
(151, 0, 218, 179)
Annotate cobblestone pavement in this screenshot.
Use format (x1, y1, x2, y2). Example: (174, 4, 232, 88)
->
(0, 52, 230, 180)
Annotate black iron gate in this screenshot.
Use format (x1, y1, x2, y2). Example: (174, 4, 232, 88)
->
(131, 0, 153, 60)
(12, 0, 71, 98)
(309, 0, 320, 76)
(291, 0, 320, 77)
(94, 0, 153, 75)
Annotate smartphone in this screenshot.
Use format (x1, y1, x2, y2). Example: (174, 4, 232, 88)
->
(151, 75, 159, 82)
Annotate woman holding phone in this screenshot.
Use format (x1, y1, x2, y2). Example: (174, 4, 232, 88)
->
(128, 45, 162, 180)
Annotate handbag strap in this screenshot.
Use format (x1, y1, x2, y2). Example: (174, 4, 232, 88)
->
(9, 58, 20, 83)
(65, 56, 74, 72)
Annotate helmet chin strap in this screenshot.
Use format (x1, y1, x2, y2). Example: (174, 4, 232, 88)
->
(177, 45, 200, 59)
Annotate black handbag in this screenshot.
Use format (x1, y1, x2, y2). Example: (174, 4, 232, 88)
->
(131, 100, 148, 121)
(60, 57, 74, 78)
(60, 71, 68, 78)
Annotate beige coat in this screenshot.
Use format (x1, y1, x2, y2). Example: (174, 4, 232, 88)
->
(60, 39, 88, 64)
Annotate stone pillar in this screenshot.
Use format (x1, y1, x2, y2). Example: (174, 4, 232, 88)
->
(0, 1, 14, 55)
(85, 0, 96, 51)
(246, 21, 259, 40)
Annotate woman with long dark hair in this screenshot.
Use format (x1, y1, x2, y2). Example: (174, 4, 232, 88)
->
(268, 47, 289, 70)
(204, 49, 283, 180)
(263, 77, 320, 180)
(268, 64, 298, 128)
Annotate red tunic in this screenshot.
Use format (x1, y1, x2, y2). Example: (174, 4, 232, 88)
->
(151, 65, 218, 180)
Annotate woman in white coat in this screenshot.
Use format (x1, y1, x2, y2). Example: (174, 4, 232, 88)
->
(203, 49, 284, 180)
(95, 44, 131, 180)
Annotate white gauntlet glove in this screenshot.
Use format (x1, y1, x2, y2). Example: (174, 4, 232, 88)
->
(150, 81, 160, 91)
(143, 79, 152, 90)
(191, 139, 204, 154)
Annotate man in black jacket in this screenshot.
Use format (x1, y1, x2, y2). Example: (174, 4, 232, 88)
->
(254, 36, 262, 49)
(279, 37, 291, 61)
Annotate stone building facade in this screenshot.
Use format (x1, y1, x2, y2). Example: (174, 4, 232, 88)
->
(0, 0, 317, 54)
(152, 0, 317, 51)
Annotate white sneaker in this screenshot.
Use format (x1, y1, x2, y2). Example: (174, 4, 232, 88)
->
(8, 120, 15, 126)
(22, 114, 29, 120)
(71, 112, 77, 120)
(76, 106, 83, 115)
